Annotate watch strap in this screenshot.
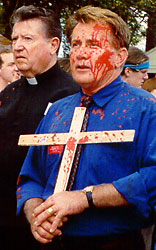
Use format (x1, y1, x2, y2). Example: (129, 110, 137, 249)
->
(86, 191, 95, 208)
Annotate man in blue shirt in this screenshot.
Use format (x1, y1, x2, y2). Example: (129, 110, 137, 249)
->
(17, 6, 156, 250)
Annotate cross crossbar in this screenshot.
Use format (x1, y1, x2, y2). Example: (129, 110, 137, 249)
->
(18, 130, 135, 146)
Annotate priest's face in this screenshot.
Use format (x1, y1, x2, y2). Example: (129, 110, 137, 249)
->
(12, 18, 58, 78)
(70, 22, 124, 95)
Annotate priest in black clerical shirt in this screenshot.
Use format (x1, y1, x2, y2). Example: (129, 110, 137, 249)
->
(0, 5, 79, 250)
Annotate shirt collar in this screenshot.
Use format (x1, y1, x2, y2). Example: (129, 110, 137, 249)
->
(26, 62, 59, 86)
(26, 77, 38, 85)
(91, 76, 124, 108)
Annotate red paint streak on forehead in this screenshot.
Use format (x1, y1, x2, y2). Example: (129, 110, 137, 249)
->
(93, 23, 120, 49)
(92, 23, 113, 48)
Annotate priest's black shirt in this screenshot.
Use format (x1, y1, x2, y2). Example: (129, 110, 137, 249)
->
(0, 62, 80, 227)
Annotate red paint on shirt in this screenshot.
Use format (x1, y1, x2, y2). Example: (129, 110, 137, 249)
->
(92, 108, 105, 120)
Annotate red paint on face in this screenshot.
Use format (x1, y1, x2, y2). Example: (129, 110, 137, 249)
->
(90, 24, 114, 82)
(70, 22, 118, 94)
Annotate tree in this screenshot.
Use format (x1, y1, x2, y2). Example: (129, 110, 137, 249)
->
(0, 0, 156, 53)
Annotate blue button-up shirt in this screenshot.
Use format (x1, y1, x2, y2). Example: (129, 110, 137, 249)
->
(17, 76, 156, 236)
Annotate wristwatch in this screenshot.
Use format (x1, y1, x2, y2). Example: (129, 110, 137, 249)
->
(82, 186, 95, 208)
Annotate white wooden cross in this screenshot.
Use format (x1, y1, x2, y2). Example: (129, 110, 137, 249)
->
(18, 107, 135, 194)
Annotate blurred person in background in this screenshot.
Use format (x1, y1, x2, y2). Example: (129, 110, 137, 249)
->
(121, 46, 149, 88)
(0, 47, 20, 91)
(142, 77, 156, 98)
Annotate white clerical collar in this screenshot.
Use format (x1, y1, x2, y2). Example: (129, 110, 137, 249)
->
(26, 77, 38, 85)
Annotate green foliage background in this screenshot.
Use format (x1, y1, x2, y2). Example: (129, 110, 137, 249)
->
(0, 0, 156, 55)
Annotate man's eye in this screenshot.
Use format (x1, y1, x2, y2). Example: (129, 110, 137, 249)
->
(25, 36, 32, 41)
(12, 37, 17, 42)
(72, 43, 79, 48)
(90, 42, 99, 48)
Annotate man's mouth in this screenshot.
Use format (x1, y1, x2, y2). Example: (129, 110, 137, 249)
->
(16, 56, 25, 60)
(77, 65, 90, 70)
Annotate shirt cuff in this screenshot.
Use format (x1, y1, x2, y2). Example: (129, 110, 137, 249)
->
(113, 172, 152, 219)
(17, 180, 44, 215)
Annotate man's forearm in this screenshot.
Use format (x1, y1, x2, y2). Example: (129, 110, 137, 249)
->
(92, 183, 130, 208)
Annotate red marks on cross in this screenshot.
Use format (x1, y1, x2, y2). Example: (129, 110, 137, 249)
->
(92, 108, 105, 120)
(66, 136, 77, 152)
(79, 135, 89, 144)
(33, 135, 48, 144)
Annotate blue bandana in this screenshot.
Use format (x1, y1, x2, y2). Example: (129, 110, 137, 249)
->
(124, 61, 150, 69)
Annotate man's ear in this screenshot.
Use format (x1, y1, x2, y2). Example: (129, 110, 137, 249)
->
(124, 67, 131, 77)
(115, 47, 128, 68)
(50, 37, 60, 55)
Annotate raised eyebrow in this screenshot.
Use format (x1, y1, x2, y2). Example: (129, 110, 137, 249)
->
(71, 39, 81, 44)
(11, 34, 17, 39)
(87, 39, 99, 43)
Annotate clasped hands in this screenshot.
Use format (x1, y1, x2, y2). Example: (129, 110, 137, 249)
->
(30, 190, 89, 244)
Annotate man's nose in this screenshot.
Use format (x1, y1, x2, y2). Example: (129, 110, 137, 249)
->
(76, 46, 90, 59)
(143, 72, 148, 80)
(13, 39, 24, 51)
(14, 65, 19, 71)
